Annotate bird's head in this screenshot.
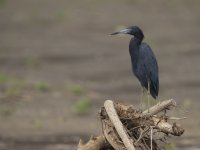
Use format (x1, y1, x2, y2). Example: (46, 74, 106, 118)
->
(110, 26, 144, 40)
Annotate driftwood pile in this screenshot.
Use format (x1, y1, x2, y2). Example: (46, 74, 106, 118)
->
(77, 99, 185, 150)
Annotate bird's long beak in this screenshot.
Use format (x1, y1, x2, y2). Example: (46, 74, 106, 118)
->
(110, 28, 131, 35)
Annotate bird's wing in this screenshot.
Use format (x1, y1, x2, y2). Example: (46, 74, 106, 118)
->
(138, 43, 159, 95)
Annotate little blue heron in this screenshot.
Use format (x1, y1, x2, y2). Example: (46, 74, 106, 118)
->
(110, 26, 159, 107)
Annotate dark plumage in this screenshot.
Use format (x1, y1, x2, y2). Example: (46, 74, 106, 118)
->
(111, 26, 159, 99)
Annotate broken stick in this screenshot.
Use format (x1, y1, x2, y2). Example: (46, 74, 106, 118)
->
(104, 100, 135, 150)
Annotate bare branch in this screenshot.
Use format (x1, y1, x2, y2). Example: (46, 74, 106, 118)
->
(104, 100, 136, 150)
(142, 99, 176, 117)
(168, 117, 187, 120)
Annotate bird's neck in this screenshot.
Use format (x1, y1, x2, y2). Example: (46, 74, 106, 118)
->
(132, 37, 142, 45)
(129, 37, 142, 54)
(129, 37, 142, 67)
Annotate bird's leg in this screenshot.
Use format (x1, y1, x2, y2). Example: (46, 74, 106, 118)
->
(147, 81, 150, 113)
(140, 87, 144, 110)
(156, 97, 160, 105)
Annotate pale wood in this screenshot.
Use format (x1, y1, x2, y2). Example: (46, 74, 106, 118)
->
(102, 120, 125, 150)
(152, 117, 184, 136)
(104, 100, 135, 150)
(142, 99, 176, 117)
(77, 135, 105, 150)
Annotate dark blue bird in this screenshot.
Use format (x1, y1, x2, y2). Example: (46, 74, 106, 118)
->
(110, 26, 159, 100)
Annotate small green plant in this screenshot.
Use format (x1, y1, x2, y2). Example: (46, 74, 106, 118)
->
(34, 82, 50, 92)
(0, 107, 14, 117)
(73, 97, 92, 114)
(67, 84, 85, 96)
(25, 57, 39, 68)
(6, 85, 21, 96)
(55, 11, 66, 22)
(0, 0, 6, 8)
(0, 73, 10, 83)
(164, 143, 176, 150)
(32, 119, 42, 129)
(5, 79, 24, 96)
(0, 73, 24, 96)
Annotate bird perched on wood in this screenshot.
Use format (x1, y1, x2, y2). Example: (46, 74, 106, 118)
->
(110, 26, 159, 107)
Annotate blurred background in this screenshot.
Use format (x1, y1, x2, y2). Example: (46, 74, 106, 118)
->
(0, 0, 200, 149)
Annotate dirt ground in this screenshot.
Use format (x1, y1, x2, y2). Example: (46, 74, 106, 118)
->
(0, 0, 200, 149)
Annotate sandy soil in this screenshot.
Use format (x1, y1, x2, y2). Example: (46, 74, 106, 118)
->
(0, 0, 200, 149)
